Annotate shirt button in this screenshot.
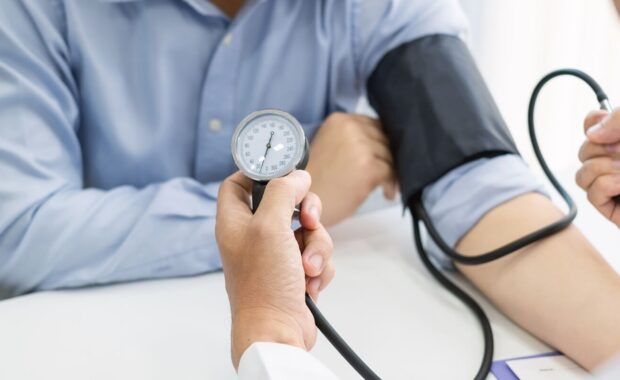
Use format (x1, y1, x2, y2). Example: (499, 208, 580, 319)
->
(222, 33, 233, 46)
(209, 119, 222, 132)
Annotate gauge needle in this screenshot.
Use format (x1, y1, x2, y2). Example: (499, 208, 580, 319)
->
(259, 131, 275, 173)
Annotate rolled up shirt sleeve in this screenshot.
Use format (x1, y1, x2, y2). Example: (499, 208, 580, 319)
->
(0, 1, 222, 298)
(354, 0, 469, 82)
(421, 155, 549, 269)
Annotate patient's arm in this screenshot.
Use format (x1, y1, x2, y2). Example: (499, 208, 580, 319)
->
(456, 192, 620, 370)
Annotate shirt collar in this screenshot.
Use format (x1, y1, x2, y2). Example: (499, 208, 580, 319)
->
(97, 0, 265, 18)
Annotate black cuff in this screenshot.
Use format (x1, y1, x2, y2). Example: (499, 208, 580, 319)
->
(367, 34, 519, 205)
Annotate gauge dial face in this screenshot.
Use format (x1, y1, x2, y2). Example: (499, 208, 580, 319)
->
(231, 110, 306, 181)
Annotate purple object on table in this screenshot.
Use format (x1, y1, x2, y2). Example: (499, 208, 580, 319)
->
(491, 352, 561, 379)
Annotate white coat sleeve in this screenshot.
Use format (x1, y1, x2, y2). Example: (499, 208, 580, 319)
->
(238, 342, 340, 380)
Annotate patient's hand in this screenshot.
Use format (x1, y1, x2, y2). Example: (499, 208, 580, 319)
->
(307, 113, 397, 227)
(577, 109, 620, 227)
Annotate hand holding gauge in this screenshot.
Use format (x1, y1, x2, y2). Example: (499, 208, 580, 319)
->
(230, 109, 378, 379)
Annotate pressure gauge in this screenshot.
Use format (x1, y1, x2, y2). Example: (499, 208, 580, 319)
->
(231, 109, 309, 182)
(231, 109, 310, 212)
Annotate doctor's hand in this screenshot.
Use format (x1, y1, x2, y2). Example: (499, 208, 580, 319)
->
(307, 113, 397, 227)
(216, 170, 335, 369)
(577, 109, 620, 227)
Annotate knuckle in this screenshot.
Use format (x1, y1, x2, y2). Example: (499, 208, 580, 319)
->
(592, 159, 609, 176)
(575, 169, 584, 188)
(578, 142, 591, 162)
(598, 177, 616, 196)
(587, 159, 599, 172)
(599, 174, 612, 187)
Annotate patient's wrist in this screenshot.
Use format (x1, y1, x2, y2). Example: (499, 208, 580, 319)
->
(231, 307, 305, 369)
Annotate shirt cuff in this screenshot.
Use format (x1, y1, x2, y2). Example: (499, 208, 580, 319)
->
(421, 154, 549, 269)
(238, 342, 339, 380)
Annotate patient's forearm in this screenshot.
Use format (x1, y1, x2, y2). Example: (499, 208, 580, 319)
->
(455, 193, 620, 370)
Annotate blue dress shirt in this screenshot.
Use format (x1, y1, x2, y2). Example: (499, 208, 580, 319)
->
(0, 0, 544, 297)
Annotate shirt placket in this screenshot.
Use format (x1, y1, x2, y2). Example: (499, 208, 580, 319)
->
(195, 23, 242, 183)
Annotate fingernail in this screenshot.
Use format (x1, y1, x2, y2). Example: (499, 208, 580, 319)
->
(309, 254, 323, 271)
(613, 160, 620, 170)
(588, 115, 612, 137)
(588, 123, 603, 136)
(309, 206, 320, 221)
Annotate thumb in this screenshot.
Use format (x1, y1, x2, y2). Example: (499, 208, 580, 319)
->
(254, 170, 312, 226)
(587, 109, 620, 144)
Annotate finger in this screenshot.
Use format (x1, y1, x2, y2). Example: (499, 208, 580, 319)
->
(382, 179, 398, 200)
(575, 157, 620, 191)
(216, 172, 253, 221)
(368, 137, 394, 166)
(307, 261, 335, 300)
(578, 140, 620, 162)
(358, 116, 389, 144)
(587, 174, 620, 207)
(370, 159, 394, 188)
(301, 224, 333, 278)
(299, 192, 322, 232)
(255, 170, 311, 226)
(583, 109, 609, 135)
(587, 109, 620, 145)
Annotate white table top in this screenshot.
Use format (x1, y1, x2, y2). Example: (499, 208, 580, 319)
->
(0, 184, 618, 379)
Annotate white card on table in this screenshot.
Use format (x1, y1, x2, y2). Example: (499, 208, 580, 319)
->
(506, 355, 593, 380)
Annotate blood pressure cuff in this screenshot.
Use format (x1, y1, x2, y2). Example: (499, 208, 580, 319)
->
(367, 35, 519, 205)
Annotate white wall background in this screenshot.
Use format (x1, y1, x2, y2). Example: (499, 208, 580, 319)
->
(460, 0, 620, 167)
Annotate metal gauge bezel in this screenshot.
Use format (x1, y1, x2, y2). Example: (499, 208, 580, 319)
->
(231, 109, 307, 182)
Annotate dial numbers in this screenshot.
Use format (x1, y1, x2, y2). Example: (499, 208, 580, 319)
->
(238, 122, 297, 177)
(231, 110, 306, 181)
